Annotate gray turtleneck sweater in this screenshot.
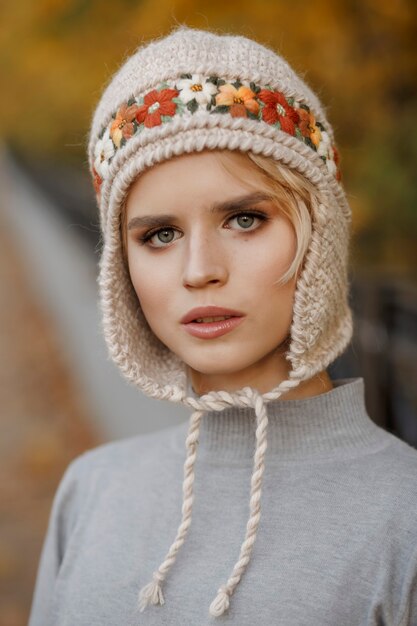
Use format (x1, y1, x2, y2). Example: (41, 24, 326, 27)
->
(28, 378, 417, 625)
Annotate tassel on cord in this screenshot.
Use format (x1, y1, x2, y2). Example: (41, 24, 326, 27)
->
(138, 571, 165, 610)
(209, 390, 269, 617)
(138, 408, 204, 612)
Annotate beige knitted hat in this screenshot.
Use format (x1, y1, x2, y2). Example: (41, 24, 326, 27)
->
(87, 25, 353, 617)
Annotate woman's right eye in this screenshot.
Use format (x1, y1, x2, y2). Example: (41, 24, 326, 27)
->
(140, 227, 182, 248)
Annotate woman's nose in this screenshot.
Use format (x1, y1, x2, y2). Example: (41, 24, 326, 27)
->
(182, 233, 229, 289)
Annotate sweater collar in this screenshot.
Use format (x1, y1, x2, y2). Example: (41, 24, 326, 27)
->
(173, 378, 389, 464)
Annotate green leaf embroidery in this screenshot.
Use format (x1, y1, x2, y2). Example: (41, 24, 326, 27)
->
(172, 97, 186, 113)
(213, 105, 230, 114)
(187, 99, 199, 113)
(305, 136, 316, 151)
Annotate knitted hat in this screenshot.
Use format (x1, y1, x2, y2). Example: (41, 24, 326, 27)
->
(87, 25, 353, 617)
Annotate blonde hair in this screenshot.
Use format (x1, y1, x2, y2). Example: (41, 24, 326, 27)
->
(120, 150, 315, 286)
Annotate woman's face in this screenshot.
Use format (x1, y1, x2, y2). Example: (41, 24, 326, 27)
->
(125, 150, 298, 394)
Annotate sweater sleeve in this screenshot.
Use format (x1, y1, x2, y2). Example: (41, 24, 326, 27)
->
(397, 539, 417, 626)
(28, 455, 86, 626)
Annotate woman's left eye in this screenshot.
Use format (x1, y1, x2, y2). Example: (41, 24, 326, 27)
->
(226, 211, 267, 231)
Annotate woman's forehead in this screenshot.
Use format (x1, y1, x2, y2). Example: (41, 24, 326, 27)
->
(125, 150, 267, 213)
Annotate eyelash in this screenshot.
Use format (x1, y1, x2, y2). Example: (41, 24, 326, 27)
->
(137, 210, 270, 248)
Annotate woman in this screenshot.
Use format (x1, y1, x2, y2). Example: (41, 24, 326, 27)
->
(29, 26, 417, 625)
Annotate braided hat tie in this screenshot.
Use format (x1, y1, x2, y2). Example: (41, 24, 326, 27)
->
(138, 370, 306, 616)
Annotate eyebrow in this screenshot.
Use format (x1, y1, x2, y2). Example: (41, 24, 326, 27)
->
(127, 191, 272, 230)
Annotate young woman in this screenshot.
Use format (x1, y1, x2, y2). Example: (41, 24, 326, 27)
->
(29, 26, 417, 625)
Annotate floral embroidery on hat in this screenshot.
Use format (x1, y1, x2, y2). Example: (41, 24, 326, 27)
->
(214, 80, 260, 118)
(175, 73, 217, 108)
(297, 105, 322, 146)
(92, 74, 341, 198)
(110, 102, 139, 148)
(258, 88, 299, 135)
(92, 166, 102, 196)
(135, 86, 179, 128)
(94, 127, 115, 179)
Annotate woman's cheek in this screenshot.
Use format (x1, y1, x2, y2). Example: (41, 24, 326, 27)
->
(130, 258, 177, 310)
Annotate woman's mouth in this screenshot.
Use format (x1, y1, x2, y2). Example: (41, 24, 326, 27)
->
(194, 315, 232, 323)
(181, 307, 244, 339)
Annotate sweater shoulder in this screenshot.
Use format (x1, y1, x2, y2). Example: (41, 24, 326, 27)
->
(377, 429, 417, 476)
(366, 431, 417, 527)
(70, 421, 186, 476)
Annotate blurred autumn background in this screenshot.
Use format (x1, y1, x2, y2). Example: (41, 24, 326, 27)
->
(0, 0, 416, 624)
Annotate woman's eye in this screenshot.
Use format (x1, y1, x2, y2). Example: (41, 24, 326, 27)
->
(234, 214, 255, 229)
(143, 228, 181, 248)
(227, 212, 265, 231)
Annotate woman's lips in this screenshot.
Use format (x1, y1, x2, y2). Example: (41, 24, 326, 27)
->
(180, 306, 245, 339)
(182, 316, 245, 339)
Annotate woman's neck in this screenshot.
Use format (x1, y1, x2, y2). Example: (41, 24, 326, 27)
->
(189, 365, 333, 399)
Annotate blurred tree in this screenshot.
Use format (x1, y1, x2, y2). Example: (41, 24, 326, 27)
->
(0, 0, 416, 274)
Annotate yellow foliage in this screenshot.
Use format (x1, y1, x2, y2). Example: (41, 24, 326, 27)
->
(0, 0, 416, 269)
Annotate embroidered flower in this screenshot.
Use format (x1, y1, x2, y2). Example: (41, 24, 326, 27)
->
(135, 88, 179, 128)
(258, 89, 299, 135)
(215, 83, 259, 118)
(312, 129, 341, 179)
(110, 102, 139, 148)
(176, 74, 217, 106)
(333, 145, 342, 181)
(94, 128, 115, 178)
(297, 106, 322, 147)
(92, 166, 102, 197)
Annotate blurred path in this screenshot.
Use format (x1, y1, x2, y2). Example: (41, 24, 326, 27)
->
(0, 206, 100, 625)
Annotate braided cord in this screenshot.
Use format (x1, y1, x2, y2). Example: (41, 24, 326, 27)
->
(138, 407, 204, 611)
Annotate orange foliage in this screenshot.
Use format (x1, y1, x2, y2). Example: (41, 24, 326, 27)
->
(0, 0, 416, 271)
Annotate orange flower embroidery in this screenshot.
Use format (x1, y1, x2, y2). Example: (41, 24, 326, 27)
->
(110, 103, 139, 148)
(92, 167, 102, 197)
(215, 84, 259, 118)
(297, 107, 321, 146)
